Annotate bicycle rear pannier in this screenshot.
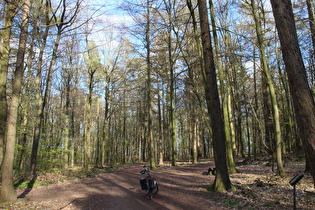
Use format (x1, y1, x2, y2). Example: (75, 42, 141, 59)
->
(140, 178, 147, 190)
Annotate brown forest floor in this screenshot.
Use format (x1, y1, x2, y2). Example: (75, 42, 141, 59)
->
(0, 159, 315, 209)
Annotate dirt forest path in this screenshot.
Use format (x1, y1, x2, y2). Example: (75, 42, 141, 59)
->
(16, 161, 228, 209)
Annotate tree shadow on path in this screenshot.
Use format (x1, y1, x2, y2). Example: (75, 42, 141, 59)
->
(17, 175, 37, 199)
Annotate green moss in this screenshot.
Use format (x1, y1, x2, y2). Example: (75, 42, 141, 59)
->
(224, 199, 240, 207)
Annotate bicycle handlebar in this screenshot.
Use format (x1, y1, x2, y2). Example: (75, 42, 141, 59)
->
(140, 167, 150, 175)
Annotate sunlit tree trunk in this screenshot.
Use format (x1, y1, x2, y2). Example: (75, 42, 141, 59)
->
(84, 92, 92, 171)
(192, 112, 198, 163)
(17, 6, 40, 170)
(63, 68, 71, 168)
(0, 0, 20, 169)
(252, 47, 263, 156)
(0, 0, 30, 201)
(103, 71, 111, 165)
(83, 63, 99, 169)
(101, 53, 117, 165)
(17, 105, 28, 170)
(83, 39, 100, 170)
(250, 0, 286, 177)
(157, 79, 164, 165)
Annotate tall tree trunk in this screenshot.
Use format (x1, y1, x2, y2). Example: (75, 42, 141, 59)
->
(209, 0, 237, 173)
(103, 73, 111, 165)
(18, 106, 28, 170)
(252, 47, 260, 155)
(30, 0, 53, 176)
(307, 0, 315, 61)
(306, 0, 315, 96)
(186, 0, 212, 146)
(83, 39, 99, 171)
(197, 0, 231, 192)
(18, 8, 38, 171)
(63, 69, 71, 168)
(84, 82, 92, 171)
(0, 0, 30, 201)
(250, 0, 286, 177)
(192, 112, 198, 163)
(185, 1, 201, 160)
(145, 0, 156, 169)
(271, 0, 315, 185)
(164, 0, 177, 167)
(157, 79, 164, 165)
(0, 0, 19, 169)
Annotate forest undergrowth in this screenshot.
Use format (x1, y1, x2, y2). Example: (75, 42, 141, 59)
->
(220, 158, 315, 209)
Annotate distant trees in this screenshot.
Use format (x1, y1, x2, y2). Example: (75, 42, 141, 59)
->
(30, 0, 82, 177)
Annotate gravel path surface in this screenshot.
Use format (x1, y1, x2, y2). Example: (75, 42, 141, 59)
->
(15, 161, 226, 209)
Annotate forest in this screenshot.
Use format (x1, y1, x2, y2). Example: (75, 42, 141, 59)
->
(0, 0, 315, 202)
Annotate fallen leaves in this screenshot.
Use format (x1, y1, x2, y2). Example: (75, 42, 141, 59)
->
(220, 160, 315, 209)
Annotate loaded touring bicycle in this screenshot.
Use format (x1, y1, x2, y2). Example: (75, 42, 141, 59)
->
(139, 166, 159, 199)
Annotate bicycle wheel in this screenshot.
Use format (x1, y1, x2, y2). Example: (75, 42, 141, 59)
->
(147, 188, 153, 199)
(146, 181, 153, 199)
(151, 182, 158, 195)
